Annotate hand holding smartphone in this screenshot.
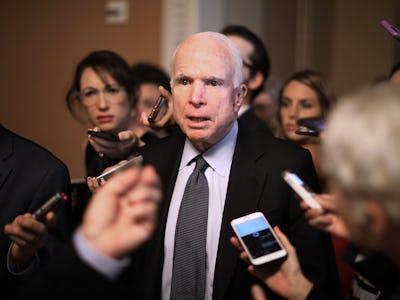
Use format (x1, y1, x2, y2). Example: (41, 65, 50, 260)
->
(32, 192, 68, 221)
(88, 130, 119, 142)
(95, 155, 143, 184)
(281, 170, 322, 210)
(231, 212, 287, 265)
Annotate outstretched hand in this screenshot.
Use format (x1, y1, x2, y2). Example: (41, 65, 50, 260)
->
(82, 164, 162, 259)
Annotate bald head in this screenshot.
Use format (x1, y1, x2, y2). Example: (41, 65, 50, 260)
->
(171, 32, 243, 88)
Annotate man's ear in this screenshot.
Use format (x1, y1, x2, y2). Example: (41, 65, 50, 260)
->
(234, 84, 247, 109)
(247, 71, 264, 90)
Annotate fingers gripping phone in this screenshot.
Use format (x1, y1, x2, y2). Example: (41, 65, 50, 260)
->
(231, 212, 287, 265)
(147, 95, 168, 123)
(95, 155, 143, 184)
(87, 130, 119, 142)
(281, 170, 322, 210)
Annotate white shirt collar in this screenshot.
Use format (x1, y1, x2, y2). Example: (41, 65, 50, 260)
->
(180, 121, 238, 177)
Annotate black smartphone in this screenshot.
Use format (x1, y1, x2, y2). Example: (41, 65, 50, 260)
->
(147, 95, 168, 123)
(32, 192, 68, 221)
(295, 117, 325, 137)
(87, 130, 119, 141)
(231, 212, 287, 265)
(381, 20, 400, 41)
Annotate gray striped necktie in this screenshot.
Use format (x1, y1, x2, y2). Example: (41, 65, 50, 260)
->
(170, 155, 209, 300)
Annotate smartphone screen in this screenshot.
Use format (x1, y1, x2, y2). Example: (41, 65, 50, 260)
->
(281, 170, 322, 210)
(231, 212, 287, 265)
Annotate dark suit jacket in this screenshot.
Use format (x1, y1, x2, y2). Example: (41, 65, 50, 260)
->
(0, 125, 72, 299)
(133, 126, 339, 299)
(238, 107, 273, 135)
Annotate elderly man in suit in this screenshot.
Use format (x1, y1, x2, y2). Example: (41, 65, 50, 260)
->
(133, 31, 339, 299)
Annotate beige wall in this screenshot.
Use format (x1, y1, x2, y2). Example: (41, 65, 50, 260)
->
(0, 0, 162, 179)
(0, 0, 398, 179)
(260, 0, 399, 96)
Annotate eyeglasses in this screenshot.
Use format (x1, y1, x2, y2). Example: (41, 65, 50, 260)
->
(78, 85, 125, 106)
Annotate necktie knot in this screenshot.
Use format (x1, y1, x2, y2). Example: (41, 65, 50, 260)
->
(193, 155, 208, 174)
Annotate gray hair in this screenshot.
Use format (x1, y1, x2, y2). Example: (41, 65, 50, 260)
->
(170, 31, 243, 88)
(322, 83, 400, 223)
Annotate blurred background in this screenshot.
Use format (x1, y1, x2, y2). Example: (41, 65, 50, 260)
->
(0, 0, 399, 179)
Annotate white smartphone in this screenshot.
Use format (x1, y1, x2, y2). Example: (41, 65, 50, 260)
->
(96, 155, 143, 184)
(230, 212, 287, 265)
(281, 170, 322, 210)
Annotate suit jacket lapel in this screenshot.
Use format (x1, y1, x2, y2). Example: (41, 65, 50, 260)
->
(213, 128, 270, 299)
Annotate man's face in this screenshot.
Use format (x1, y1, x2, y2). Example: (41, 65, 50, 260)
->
(171, 35, 245, 152)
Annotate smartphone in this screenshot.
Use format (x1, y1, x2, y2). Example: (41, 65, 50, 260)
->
(95, 155, 143, 184)
(281, 170, 322, 210)
(295, 117, 325, 137)
(147, 95, 168, 123)
(32, 192, 68, 221)
(381, 20, 400, 41)
(295, 126, 319, 137)
(87, 130, 119, 142)
(231, 212, 287, 265)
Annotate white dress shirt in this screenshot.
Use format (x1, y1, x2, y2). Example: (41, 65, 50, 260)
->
(162, 122, 238, 300)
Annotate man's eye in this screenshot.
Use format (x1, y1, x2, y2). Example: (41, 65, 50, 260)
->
(206, 80, 222, 86)
(177, 77, 190, 85)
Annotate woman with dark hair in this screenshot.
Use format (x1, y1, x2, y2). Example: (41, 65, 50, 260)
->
(65, 50, 143, 225)
(66, 50, 139, 179)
